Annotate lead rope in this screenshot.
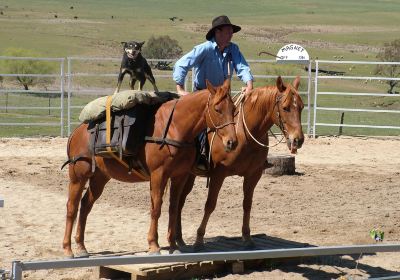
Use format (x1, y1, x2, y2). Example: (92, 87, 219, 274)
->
(235, 91, 285, 149)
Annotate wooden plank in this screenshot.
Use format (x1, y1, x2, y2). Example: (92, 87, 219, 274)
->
(99, 234, 314, 280)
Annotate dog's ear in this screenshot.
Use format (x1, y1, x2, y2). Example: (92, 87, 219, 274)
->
(138, 41, 145, 47)
(121, 42, 127, 47)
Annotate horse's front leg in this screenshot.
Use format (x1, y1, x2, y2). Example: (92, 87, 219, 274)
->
(242, 170, 263, 248)
(147, 169, 168, 254)
(194, 173, 226, 251)
(176, 174, 196, 247)
(74, 170, 109, 257)
(168, 175, 190, 253)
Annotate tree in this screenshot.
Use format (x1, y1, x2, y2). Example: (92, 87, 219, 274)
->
(375, 39, 400, 94)
(142, 35, 183, 59)
(0, 48, 55, 90)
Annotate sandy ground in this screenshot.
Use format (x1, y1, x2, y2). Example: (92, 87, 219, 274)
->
(1, 136, 400, 280)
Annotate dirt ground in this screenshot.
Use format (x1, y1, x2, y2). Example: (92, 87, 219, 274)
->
(1, 136, 400, 280)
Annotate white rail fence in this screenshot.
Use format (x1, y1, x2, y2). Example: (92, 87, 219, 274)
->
(10, 244, 400, 280)
(313, 60, 400, 137)
(0, 56, 65, 136)
(65, 57, 312, 135)
(1, 56, 399, 137)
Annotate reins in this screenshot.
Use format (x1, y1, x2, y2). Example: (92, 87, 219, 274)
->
(234, 89, 287, 148)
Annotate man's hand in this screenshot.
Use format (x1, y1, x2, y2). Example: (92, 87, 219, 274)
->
(176, 84, 190, 96)
(242, 80, 253, 94)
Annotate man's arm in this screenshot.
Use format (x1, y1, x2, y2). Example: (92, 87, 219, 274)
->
(173, 43, 208, 93)
(230, 43, 254, 92)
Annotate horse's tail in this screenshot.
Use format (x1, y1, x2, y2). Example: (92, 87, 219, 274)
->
(61, 123, 86, 170)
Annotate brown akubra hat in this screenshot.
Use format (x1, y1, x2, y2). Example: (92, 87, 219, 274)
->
(206, 15, 241, 40)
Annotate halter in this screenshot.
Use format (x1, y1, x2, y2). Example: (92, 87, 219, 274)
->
(236, 89, 289, 148)
(206, 92, 236, 131)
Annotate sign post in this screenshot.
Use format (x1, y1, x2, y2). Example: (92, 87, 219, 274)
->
(275, 44, 311, 135)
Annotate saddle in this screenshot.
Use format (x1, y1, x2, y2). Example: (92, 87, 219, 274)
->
(87, 104, 154, 178)
(88, 106, 149, 158)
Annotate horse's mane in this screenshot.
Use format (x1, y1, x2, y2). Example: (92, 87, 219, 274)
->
(244, 85, 278, 116)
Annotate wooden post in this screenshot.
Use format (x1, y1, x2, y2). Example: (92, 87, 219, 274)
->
(263, 154, 295, 176)
(338, 112, 345, 135)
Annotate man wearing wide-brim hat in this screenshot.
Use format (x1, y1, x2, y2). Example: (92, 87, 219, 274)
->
(173, 15, 253, 172)
(173, 15, 253, 95)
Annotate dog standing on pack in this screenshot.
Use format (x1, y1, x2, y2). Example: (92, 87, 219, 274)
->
(115, 41, 158, 94)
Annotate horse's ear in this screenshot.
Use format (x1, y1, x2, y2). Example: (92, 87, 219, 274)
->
(222, 78, 231, 91)
(206, 80, 216, 95)
(293, 75, 300, 90)
(277, 76, 286, 92)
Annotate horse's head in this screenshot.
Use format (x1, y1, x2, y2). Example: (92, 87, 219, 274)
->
(205, 79, 237, 152)
(274, 76, 304, 154)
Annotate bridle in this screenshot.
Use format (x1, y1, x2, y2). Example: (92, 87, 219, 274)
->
(206, 92, 236, 131)
(235, 89, 290, 148)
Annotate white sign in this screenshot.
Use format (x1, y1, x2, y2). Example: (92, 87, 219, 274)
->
(276, 44, 309, 64)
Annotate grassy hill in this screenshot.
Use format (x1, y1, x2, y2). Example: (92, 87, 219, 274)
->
(1, 0, 399, 59)
(0, 0, 399, 137)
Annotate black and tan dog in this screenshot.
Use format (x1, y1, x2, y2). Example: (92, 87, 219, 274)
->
(115, 41, 158, 93)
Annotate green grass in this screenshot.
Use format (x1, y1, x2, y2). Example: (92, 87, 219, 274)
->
(0, 0, 399, 137)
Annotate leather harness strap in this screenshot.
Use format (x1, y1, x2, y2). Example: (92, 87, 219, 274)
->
(144, 99, 194, 148)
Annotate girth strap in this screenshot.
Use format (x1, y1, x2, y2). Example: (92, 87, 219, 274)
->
(145, 99, 194, 148)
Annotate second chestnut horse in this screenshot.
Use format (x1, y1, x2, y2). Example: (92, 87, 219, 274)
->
(176, 76, 304, 249)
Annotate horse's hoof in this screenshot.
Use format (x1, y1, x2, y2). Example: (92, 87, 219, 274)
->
(169, 249, 181, 255)
(148, 251, 161, 255)
(75, 249, 90, 258)
(193, 242, 205, 252)
(243, 239, 256, 249)
(64, 253, 74, 259)
(177, 239, 187, 248)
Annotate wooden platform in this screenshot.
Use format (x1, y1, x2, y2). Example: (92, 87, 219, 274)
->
(99, 234, 313, 280)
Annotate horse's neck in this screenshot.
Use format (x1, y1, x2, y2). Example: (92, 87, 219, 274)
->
(240, 87, 277, 137)
(172, 90, 208, 140)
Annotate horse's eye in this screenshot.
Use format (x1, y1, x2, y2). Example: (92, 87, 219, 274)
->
(214, 104, 222, 114)
(283, 107, 290, 113)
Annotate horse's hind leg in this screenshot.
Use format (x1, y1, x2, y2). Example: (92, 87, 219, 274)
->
(63, 174, 88, 258)
(74, 170, 110, 257)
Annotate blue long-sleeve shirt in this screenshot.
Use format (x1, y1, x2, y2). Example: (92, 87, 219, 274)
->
(173, 39, 253, 90)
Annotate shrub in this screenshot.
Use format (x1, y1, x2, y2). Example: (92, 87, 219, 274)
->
(375, 39, 400, 94)
(0, 48, 56, 90)
(142, 35, 182, 59)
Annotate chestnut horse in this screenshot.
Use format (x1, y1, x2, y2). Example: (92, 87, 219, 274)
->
(176, 76, 304, 249)
(62, 79, 237, 257)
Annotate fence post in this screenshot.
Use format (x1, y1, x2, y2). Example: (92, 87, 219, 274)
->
(312, 60, 319, 138)
(11, 261, 22, 280)
(338, 112, 345, 135)
(60, 58, 65, 137)
(67, 58, 71, 136)
(306, 60, 312, 135)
